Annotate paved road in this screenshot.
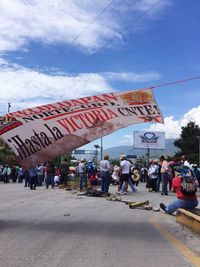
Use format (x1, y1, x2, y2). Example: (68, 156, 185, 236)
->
(0, 183, 200, 267)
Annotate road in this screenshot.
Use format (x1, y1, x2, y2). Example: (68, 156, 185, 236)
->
(0, 182, 200, 267)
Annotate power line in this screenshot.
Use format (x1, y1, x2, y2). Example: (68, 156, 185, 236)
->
(68, 0, 164, 74)
(153, 75, 200, 89)
(45, 0, 117, 67)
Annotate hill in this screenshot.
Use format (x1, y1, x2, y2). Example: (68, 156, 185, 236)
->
(103, 139, 178, 159)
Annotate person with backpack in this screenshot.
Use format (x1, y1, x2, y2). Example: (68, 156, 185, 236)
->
(86, 161, 94, 179)
(160, 167, 198, 214)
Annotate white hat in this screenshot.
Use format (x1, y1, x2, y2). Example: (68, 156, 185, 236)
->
(120, 154, 126, 160)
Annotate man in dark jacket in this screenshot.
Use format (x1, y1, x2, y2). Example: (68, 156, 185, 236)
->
(46, 160, 55, 189)
(59, 159, 69, 185)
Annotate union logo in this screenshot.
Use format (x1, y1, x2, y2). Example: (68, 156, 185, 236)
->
(121, 90, 153, 105)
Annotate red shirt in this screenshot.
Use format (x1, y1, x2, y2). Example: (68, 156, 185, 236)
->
(173, 176, 197, 200)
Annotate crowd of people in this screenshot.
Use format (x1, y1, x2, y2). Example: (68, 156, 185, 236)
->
(0, 153, 199, 214)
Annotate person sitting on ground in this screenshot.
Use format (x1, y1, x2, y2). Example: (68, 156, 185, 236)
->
(160, 167, 198, 214)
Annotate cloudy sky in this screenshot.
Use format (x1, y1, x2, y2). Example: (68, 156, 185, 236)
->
(0, 0, 200, 149)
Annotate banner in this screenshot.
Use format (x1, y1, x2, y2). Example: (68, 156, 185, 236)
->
(133, 131, 165, 149)
(0, 88, 163, 168)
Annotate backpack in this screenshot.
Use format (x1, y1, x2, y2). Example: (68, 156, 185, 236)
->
(180, 172, 197, 195)
(87, 163, 94, 173)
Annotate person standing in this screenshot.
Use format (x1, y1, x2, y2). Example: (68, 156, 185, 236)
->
(3, 165, 11, 183)
(117, 155, 131, 195)
(78, 159, 87, 191)
(10, 166, 17, 183)
(192, 164, 200, 190)
(99, 155, 111, 193)
(59, 159, 69, 185)
(148, 160, 159, 192)
(18, 166, 25, 183)
(28, 166, 38, 190)
(160, 155, 169, 195)
(24, 169, 30, 187)
(46, 160, 55, 189)
(37, 163, 45, 186)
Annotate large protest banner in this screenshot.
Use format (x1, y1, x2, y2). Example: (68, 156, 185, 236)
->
(0, 88, 164, 168)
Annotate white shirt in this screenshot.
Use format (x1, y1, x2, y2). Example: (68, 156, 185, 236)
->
(148, 164, 159, 179)
(99, 160, 110, 172)
(183, 160, 192, 169)
(78, 163, 86, 173)
(120, 160, 131, 174)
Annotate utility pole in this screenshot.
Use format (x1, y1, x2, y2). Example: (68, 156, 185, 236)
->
(94, 144, 100, 166)
(8, 102, 11, 113)
(100, 137, 103, 160)
(3, 102, 11, 166)
(197, 136, 200, 167)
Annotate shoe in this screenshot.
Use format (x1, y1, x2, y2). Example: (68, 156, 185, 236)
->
(161, 192, 164, 195)
(116, 191, 120, 195)
(160, 203, 166, 212)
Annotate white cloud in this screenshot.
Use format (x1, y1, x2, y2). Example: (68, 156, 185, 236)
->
(104, 71, 161, 82)
(147, 107, 200, 138)
(0, 0, 168, 53)
(0, 58, 163, 115)
(120, 106, 200, 144)
(0, 59, 112, 114)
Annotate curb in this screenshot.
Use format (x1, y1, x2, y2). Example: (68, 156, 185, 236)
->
(176, 208, 200, 234)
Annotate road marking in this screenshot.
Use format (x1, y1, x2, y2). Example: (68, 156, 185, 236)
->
(150, 220, 200, 267)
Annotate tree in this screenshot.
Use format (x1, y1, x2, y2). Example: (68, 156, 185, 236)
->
(174, 121, 200, 163)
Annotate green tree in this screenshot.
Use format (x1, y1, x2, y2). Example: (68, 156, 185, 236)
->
(174, 121, 200, 163)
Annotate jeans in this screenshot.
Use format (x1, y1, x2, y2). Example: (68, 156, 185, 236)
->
(121, 178, 137, 192)
(152, 178, 158, 192)
(46, 174, 55, 188)
(101, 171, 110, 193)
(161, 172, 169, 195)
(79, 173, 87, 190)
(165, 199, 198, 214)
(30, 176, 37, 190)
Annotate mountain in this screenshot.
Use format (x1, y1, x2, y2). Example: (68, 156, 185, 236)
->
(103, 139, 178, 159)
